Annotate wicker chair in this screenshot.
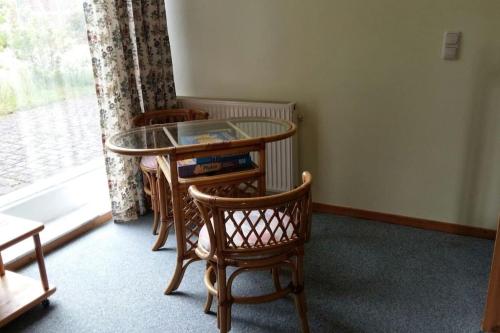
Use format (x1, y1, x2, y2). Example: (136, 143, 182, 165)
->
(132, 109, 209, 234)
(189, 171, 313, 333)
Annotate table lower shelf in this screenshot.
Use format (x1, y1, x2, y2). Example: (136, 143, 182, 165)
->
(0, 270, 56, 327)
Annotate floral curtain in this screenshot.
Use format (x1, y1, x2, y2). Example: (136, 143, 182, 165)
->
(83, 0, 176, 222)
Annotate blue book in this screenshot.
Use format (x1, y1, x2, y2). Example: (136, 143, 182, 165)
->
(177, 154, 253, 178)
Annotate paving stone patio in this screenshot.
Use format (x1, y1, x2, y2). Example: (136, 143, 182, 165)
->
(0, 96, 103, 196)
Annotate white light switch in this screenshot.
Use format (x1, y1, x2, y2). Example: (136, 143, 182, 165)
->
(442, 31, 461, 60)
(445, 32, 460, 45)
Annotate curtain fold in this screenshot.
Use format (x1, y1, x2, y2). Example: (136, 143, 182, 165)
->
(83, 0, 176, 222)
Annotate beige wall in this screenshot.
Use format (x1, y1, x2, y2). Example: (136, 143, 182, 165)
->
(165, 0, 500, 229)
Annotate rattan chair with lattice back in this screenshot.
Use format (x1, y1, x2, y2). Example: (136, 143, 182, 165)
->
(133, 109, 209, 235)
(189, 171, 313, 333)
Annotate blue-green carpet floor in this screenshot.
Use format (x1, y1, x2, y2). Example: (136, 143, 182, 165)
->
(3, 213, 494, 333)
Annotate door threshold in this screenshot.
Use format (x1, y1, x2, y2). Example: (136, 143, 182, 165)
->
(4, 211, 111, 271)
(0, 159, 111, 270)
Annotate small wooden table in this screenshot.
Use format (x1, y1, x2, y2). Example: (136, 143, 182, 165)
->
(107, 118, 296, 293)
(0, 214, 56, 328)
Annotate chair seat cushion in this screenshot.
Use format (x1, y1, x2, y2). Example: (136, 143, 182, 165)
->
(140, 156, 157, 170)
(198, 209, 294, 252)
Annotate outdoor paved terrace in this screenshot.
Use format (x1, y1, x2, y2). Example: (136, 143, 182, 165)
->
(0, 96, 103, 196)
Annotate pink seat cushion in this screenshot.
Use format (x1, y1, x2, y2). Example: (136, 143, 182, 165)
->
(198, 209, 294, 252)
(140, 156, 157, 170)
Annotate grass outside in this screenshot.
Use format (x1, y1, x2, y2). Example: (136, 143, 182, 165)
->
(0, 83, 95, 117)
(0, 0, 95, 117)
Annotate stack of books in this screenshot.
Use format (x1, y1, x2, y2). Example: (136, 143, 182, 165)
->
(177, 154, 253, 178)
(176, 128, 253, 178)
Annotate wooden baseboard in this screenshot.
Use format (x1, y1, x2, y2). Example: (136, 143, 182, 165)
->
(312, 202, 496, 240)
(5, 212, 111, 271)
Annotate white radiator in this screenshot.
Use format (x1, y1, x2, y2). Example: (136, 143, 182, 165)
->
(177, 97, 298, 192)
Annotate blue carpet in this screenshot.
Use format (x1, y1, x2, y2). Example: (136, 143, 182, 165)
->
(3, 213, 494, 333)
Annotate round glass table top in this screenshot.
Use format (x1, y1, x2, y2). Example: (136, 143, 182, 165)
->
(106, 117, 296, 156)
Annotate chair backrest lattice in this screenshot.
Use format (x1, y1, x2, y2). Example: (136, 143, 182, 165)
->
(222, 200, 302, 250)
(133, 108, 209, 127)
(190, 172, 312, 257)
(182, 179, 261, 254)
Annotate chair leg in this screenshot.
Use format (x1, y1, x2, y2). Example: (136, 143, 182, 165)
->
(227, 303, 232, 332)
(272, 266, 282, 291)
(216, 265, 231, 333)
(204, 262, 215, 313)
(218, 304, 231, 333)
(293, 291, 309, 333)
(151, 173, 160, 235)
(292, 254, 310, 333)
(151, 200, 159, 235)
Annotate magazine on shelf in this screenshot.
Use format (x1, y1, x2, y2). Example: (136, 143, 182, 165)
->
(162, 122, 253, 177)
(178, 128, 235, 145)
(163, 123, 242, 146)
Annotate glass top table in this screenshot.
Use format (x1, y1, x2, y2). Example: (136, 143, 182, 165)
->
(106, 117, 297, 293)
(106, 118, 296, 156)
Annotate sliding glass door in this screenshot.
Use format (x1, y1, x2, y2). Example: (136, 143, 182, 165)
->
(0, 0, 109, 262)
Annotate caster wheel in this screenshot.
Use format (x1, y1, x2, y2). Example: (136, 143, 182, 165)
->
(42, 299, 50, 308)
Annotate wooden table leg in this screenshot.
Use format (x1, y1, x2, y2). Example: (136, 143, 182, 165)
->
(164, 258, 200, 294)
(152, 164, 170, 251)
(164, 154, 188, 294)
(165, 258, 184, 294)
(33, 234, 49, 291)
(159, 147, 265, 294)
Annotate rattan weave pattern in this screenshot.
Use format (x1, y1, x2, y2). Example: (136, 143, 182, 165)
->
(181, 179, 260, 253)
(223, 200, 301, 249)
